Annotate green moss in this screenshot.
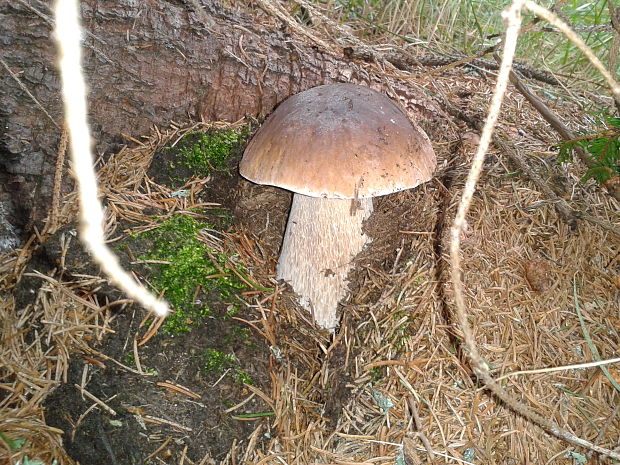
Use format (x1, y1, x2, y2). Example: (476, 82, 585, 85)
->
(0, 432, 24, 452)
(558, 115, 620, 186)
(390, 310, 414, 350)
(176, 128, 245, 176)
(139, 214, 246, 334)
(224, 326, 252, 346)
(224, 304, 241, 320)
(369, 366, 383, 383)
(201, 348, 253, 384)
(124, 352, 136, 367)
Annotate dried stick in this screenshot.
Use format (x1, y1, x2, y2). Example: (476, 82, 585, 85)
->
(438, 90, 620, 236)
(449, 0, 620, 459)
(0, 56, 60, 129)
(493, 53, 620, 201)
(294, 0, 375, 52)
(73, 384, 117, 416)
(607, 0, 620, 114)
(406, 397, 434, 461)
(524, 0, 620, 108)
(493, 135, 620, 236)
(53, 0, 169, 317)
(47, 127, 68, 235)
(496, 356, 620, 382)
(418, 45, 500, 80)
(493, 136, 576, 219)
(255, 0, 335, 53)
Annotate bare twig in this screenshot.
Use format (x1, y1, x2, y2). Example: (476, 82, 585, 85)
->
(449, 0, 620, 459)
(494, 135, 620, 236)
(73, 384, 117, 416)
(493, 135, 576, 220)
(494, 53, 620, 201)
(418, 45, 501, 80)
(47, 127, 68, 235)
(573, 280, 620, 393)
(608, 0, 620, 114)
(496, 356, 620, 382)
(144, 438, 173, 463)
(524, 0, 620, 108)
(406, 398, 434, 461)
(156, 381, 202, 399)
(0, 56, 60, 129)
(255, 0, 335, 53)
(437, 72, 620, 236)
(143, 415, 192, 432)
(589, 403, 620, 460)
(294, 0, 376, 53)
(53, 0, 170, 317)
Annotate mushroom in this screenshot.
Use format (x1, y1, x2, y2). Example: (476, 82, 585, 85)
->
(240, 83, 436, 331)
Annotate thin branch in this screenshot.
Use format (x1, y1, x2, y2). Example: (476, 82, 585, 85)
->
(496, 356, 620, 382)
(573, 280, 620, 393)
(47, 127, 68, 235)
(255, 0, 335, 53)
(449, 0, 620, 459)
(493, 135, 576, 222)
(53, 0, 169, 317)
(493, 53, 620, 201)
(494, 135, 620, 236)
(524, 0, 620, 109)
(0, 57, 60, 129)
(437, 87, 620, 236)
(608, 0, 620, 113)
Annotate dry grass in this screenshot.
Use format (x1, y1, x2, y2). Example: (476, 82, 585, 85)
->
(0, 259, 113, 464)
(302, 0, 619, 90)
(0, 121, 241, 464)
(1, 2, 619, 465)
(237, 161, 619, 464)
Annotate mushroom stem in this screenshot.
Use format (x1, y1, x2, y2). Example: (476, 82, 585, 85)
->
(277, 194, 373, 330)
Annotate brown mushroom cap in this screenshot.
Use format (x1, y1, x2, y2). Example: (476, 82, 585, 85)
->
(240, 83, 436, 199)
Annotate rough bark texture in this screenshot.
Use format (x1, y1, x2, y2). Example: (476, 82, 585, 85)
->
(276, 195, 373, 331)
(0, 0, 441, 250)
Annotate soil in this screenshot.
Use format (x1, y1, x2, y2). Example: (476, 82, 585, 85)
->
(42, 139, 276, 465)
(44, 303, 271, 464)
(39, 128, 433, 464)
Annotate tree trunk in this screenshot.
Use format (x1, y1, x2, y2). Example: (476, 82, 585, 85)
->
(0, 0, 441, 250)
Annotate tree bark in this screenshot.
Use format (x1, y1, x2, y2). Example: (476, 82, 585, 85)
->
(0, 0, 441, 250)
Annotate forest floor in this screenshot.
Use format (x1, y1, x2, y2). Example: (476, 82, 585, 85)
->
(1, 4, 620, 465)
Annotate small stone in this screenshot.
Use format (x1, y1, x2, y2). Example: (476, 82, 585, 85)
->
(523, 258, 553, 293)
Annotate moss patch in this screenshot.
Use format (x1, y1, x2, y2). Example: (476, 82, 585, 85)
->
(148, 127, 248, 188)
(201, 348, 253, 385)
(176, 128, 245, 177)
(139, 214, 245, 334)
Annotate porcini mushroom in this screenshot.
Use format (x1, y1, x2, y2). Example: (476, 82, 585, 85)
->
(240, 83, 436, 331)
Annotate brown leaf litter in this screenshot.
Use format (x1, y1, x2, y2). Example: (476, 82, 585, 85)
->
(2, 10, 620, 465)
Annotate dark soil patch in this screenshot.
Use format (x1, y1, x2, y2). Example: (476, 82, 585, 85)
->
(233, 179, 291, 262)
(41, 215, 273, 463)
(45, 302, 271, 463)
(43, 133, 276, 464)
(41, 124, 438, 462)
